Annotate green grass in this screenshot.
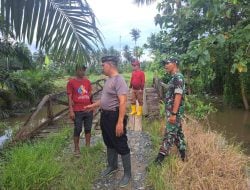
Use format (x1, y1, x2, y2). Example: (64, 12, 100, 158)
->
(0, 122, 7, 133)
(0, 128, 70, 189)
(146, 158, 177, 190)
(52, 74, 105, 92)
(52, 70, 154, 92)
(121, 70, 155, 87)
(143, 119, 178, 190)
(51, 141, 104, 190)
(0, 127, 105, 190)
(144, 71, 155, 87)
(88, 74, 104, 82)
(143, 119, 163, 148)
(53, 76, 70, 91)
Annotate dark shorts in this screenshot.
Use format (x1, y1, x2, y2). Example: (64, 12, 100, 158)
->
(74, 111, 93, 137)
(100, 109, 130, 155)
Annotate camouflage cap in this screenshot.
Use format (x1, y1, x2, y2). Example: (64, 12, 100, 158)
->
(161, 58, 179, 66)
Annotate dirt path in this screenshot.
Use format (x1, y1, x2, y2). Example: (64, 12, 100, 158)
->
(92, 130, 153, 190)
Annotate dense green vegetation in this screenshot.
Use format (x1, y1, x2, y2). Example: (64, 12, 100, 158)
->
(141, 0, 250, 110)
(0, 0, 102, 118)
(0, 0, 249, 189)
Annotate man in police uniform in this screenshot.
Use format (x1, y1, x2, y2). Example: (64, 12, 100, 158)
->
(154, 58, 186, 165)
(84, 56, 131, 187)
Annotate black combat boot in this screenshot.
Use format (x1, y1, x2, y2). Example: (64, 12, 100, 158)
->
(154, 153, 165, 165)
(101, 148, 118, 177)
(119, 153, 131, 188)
(179, 150, 186, 162)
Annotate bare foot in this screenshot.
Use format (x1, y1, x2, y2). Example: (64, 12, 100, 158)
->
(74, 149, 80, 157)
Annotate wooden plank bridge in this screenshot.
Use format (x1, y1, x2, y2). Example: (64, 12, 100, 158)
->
(14, 77, 168, 141)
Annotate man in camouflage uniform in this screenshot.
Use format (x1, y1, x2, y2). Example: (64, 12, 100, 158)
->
(154, 58, 186, 165)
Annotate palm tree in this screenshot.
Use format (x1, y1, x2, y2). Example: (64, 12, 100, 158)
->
(133, 46, 144, 60)
(134, 0, 181, 8)
(123, 45, 133, 62)
(0, 0, 103, 64)
(130, 28, 141, 46)
(134, 0, 156, 6)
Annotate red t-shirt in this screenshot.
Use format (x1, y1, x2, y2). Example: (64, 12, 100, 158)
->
(66, 77, 92, 111)
(129, 70, 145, 90)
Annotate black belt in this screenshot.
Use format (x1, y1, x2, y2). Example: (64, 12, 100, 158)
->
(100, 107, 119, 113)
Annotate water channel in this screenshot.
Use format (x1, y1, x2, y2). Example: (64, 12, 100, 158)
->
(208, 108, 250, 155)
(0, 104, 68, 148)
(1, 106, 250, 155)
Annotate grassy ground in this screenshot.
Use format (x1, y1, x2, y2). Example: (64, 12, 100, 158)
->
(0, 126, 104, 190)
(53, 70, 154, 91)
(1, 109, 249, 189)
(143, 118, 249, 190)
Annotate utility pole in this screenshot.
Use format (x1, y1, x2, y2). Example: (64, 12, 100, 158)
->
(119, 35, 122, 61)
(119, 35, 122, 53)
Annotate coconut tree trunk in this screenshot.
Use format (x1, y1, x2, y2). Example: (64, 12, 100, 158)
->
(240, 76, 249, 110)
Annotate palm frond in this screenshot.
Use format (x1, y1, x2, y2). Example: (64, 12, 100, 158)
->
(0, 0, 103, 64)
(134, 0, 156, 6)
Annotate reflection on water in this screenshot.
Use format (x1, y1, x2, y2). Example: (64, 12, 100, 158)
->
(1, 104, 68, 148)
(0, 129, 12, 148)
(208, 108, 250, 155)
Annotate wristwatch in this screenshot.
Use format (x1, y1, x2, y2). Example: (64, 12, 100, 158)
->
(171, 111, 177, 115)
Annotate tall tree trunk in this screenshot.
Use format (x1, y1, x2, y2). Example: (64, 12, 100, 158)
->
(240, 76, 249, 110)
(186, 69, 191, 95)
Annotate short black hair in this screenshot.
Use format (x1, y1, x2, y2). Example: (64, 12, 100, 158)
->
(101, 56, 119, 65)
(75, 65, 87, 71)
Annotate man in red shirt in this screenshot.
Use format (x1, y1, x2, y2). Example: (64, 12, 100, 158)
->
(67, 65, 93, 156)
(129, 60, 145, 116)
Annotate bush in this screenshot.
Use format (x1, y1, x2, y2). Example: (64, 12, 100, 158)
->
(5, 73, 35, 102)
(6, 70, 55, 103)
(0, 90, 12, 109)
(185, 95, 217, 119)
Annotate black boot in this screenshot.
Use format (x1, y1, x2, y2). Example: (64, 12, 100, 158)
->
(119, 153, 131, 188)
(154, 153, 165, 165)
(101, 148, 118, 177)
(179, 150, 186, 162)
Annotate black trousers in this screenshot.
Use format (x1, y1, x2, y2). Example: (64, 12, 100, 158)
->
(100, 110, 130, 155)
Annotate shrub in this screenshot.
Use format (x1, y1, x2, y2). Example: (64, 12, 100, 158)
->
(185, 95, 217, 120)
(6, 70, 55, 103)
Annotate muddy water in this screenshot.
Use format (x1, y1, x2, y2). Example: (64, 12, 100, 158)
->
(0, 104, 68, 147)
(208, 108, 250, 155)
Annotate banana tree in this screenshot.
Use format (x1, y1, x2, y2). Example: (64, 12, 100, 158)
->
(0, 0, 103, 64)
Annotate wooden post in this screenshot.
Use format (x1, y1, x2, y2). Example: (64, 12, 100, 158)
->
(159, 84, 163, 99)
(128, 101, 142, 131)
(128, 115, 135, 130)
(128, 115, 142, 131)
(143, 88, 148, 116)
(47, 99, 54, 125)
(134, 115, 142, 131)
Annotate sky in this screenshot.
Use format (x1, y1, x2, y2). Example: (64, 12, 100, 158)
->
(87, 0, 160, 51)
